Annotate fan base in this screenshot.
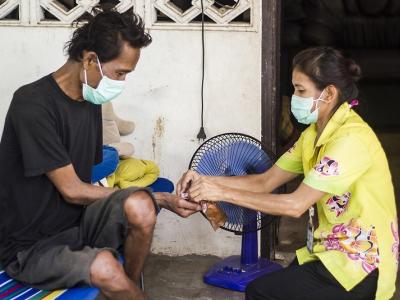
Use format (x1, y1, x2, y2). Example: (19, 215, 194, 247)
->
(203, 255, 282, 292)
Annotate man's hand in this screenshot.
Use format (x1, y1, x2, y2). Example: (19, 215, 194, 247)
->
(176, 170, 200, 196)
(188, 176, 226, 203)
(155, 192, 201, 218)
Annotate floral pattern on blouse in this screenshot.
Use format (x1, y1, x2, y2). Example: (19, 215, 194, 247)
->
(326, 192, 351, 217)
(315, 156, 339, 176)
(321, 219, 379, 273)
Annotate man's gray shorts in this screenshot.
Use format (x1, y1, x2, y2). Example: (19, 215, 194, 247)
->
(5, 187, 155, 290)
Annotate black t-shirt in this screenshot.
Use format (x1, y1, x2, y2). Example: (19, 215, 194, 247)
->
(0, 74, 102, 266)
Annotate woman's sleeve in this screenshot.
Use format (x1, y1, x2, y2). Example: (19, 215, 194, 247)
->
(303, 135, 371, 195)
(275, 133, 304, 174)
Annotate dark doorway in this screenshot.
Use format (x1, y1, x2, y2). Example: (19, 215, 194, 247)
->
(280, 0, 400, 206)
(261, 0, 400, 262)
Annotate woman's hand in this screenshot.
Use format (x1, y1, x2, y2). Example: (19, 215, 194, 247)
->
(188, 176, 226, 203)
(176, 170, 201, 195)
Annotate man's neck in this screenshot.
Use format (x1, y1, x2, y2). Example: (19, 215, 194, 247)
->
(52, 60, 84, 101)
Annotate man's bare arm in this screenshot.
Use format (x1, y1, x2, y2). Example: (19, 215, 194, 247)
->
(48, 164, 202, 217)
(47, 164, 115, 205)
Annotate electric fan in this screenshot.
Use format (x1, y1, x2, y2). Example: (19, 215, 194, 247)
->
(189, 133, 282, 292)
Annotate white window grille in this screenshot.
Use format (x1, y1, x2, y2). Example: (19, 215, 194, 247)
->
(0, 0, 255, 31)
(150, 0, 253, 31)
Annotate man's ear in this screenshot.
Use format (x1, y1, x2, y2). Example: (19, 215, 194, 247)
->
(325, 85, 338, 104)
(82, 51, 97, 70)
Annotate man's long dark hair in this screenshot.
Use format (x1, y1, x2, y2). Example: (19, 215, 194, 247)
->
(65, 7, 152, 62)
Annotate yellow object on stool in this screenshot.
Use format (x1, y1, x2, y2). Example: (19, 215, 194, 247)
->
(107, 158, 160, 188)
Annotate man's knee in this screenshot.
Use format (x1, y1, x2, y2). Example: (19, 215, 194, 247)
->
(124, 190, 156, 228)
(90, 251, 129, 292)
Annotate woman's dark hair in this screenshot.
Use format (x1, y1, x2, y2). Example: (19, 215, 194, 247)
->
(292, 47, 361, 105)
(66, 8, 152, 62)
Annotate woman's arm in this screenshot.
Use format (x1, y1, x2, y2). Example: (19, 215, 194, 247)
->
(213, 165, 299, 193)
(188, 178, 325, 218)
(177, 165, 299, 195)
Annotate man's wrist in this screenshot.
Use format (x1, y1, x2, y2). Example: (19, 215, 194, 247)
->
(153, 192, 168, 209)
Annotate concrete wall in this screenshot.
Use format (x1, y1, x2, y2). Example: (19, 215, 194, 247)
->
(0, 6, 262, 256)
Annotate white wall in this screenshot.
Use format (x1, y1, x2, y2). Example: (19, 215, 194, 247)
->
(0, 9, 262, 256)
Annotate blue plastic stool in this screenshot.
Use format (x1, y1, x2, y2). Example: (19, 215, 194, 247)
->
(148, 177, 174, 194)
(91, 146, 119, 183)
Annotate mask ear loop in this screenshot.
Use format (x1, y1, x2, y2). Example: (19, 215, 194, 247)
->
(83, 68, 88, 84)
(314, 89, 327, 111)
(96, 56, 104, 78)
(84, 55, 102, 85)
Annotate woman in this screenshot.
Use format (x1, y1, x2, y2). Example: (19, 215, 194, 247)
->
(177, 47, 398, 300)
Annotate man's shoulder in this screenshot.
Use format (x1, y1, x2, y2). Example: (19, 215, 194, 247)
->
(12, 74, 52, 105)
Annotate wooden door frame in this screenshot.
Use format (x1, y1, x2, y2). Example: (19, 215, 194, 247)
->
(260, 0, 281, 259)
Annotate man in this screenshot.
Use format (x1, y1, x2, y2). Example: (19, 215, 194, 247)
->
(0, 9, 200, 300)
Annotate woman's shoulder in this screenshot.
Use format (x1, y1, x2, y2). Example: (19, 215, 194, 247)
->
(333, 114, 381, 154)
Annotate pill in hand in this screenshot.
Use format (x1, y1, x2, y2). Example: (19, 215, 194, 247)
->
(201, 202, 208, 214)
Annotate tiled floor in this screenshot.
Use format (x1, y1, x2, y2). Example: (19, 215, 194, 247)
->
(142, 248, 295, 300)
(143, 255, 245, 300)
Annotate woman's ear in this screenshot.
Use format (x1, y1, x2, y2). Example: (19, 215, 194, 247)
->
(325, 85, 338, 104)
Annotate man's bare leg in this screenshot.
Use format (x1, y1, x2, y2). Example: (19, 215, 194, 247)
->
(90, 251, 147, 300)
(123, 191, 157, 282)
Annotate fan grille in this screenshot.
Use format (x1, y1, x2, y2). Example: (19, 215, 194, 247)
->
(189, 133, 276, 234)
